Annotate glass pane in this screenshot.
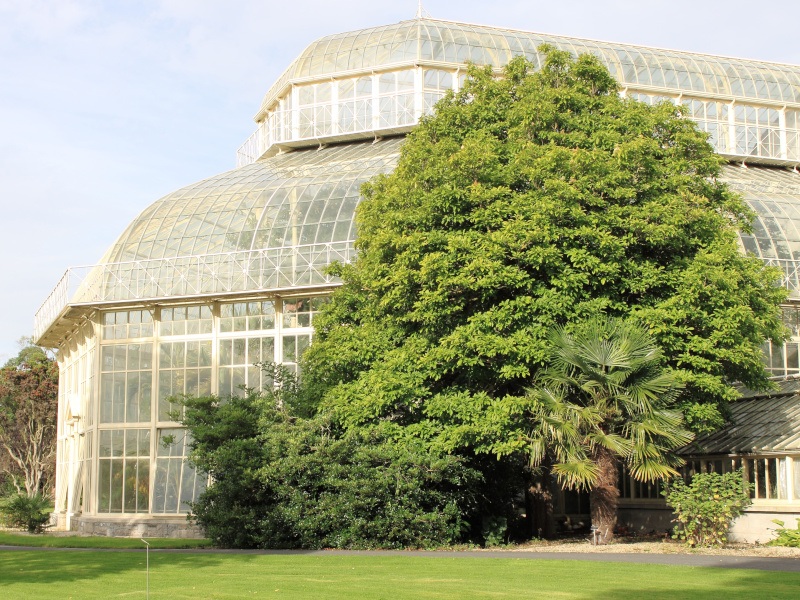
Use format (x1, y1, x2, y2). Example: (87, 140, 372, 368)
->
(137, 459, 150, 512)
(757, 460, 767, 499)
(794, 460, 800, 500)
(98, 460, 111, 512)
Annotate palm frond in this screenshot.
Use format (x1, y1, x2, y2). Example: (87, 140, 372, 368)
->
(526, 316, 691, 494)
(627, 458, 681, 483)
(552, 459, 599, 490)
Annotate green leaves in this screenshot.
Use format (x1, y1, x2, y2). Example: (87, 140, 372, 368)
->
(525, 318, 692, 492)
(301, 47, 783, 465)
(663, 469, 753, 547)
(179, 368, 481, 549)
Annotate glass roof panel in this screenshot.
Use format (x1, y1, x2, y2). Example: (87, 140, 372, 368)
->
(102, 138, 404, 265)
(260, 18, 800, 114)
(720, 165, 800, 263)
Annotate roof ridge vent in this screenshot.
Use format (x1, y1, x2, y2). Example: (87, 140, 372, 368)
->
(415, 1, 431, 19)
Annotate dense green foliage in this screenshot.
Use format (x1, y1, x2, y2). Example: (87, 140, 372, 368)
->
(526, 318, 693, 543)
(181, 366, 483, 549)
(178, 48, 786, 550)
(663, 469, 752, 547)
(0, 492, 51, 533)
(769, 519, 800, 548)
(302, 48, 785, 452)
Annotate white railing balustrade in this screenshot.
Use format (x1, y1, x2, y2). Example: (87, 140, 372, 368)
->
(763, 258, 800, 299)
(236, 128, 263, 168)
(34, 241, 355, 340)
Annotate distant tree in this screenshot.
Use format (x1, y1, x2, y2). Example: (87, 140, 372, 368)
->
(0, 339, 58, 497)
(3, 337, 53, 369)
(526, 318, 693, 544)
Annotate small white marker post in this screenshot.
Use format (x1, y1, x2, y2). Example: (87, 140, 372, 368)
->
(140, 538, 150, 599)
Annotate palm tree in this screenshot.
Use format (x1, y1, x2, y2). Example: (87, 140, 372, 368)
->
(526, 318, 693, 544)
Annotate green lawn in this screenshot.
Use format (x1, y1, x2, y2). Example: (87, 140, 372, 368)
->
(0, 531, 211, 549)
(1, 551, 798, 599)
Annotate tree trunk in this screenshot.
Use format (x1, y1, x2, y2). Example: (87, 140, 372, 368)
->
(589, 446, 619, 545)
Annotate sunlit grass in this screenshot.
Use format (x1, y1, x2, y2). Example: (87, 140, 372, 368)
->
(1, 550, 799, 599)
(0, 531, 210, 549)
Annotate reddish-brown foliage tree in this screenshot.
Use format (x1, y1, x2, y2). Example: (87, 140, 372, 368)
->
(0, 349, 58, 497)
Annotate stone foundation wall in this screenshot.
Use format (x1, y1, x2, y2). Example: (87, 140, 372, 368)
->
(728, 509, 800, 543)
(618, 502, 800, 543)
(52, 513, 205, 538)
(618, 503, 674, 535)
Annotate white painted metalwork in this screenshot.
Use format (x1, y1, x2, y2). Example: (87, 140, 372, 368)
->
(34, 242, 354, 341)
(764, 258, 800, 299)
(238, 18, 800, 167)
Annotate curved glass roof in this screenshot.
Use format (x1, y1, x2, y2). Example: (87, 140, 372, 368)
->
(104, 138, 403, 263)
(106, 137, 800, 282)
(723, 164, 800, 265)
(260, 17, 800, 113)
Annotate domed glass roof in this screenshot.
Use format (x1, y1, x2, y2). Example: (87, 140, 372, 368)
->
(260, 17, 800, 113)
(104, 138, 402, 263)
(33, 19, 800, 344)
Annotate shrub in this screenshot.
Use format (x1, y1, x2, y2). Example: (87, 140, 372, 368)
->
(662, 469, 752, 547)
(481, 516, 507, 547)
(0, 493, 51, 533)
(769, 519, 800, 547)
(180, 370, 482, 549)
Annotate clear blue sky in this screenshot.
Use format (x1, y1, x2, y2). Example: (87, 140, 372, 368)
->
(1, 0, 798, 363)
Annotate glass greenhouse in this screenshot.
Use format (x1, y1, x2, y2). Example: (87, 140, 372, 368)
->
(36, 17, 800, 538)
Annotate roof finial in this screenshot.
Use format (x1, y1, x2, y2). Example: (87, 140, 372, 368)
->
(416, 1, 430, 18)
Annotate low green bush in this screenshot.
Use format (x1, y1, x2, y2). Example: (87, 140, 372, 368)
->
(662, 469, 752, 547)
(0, 493, 51, 533)
(481, 516, 507, 547)
(769, 518, 800, 547)
(180, 366, 482, 549)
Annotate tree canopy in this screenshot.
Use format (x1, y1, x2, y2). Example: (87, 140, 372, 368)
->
(0, 339, 58, 496)
(301, 47, 785, 450)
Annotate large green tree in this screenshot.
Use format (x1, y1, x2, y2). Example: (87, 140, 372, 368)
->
(526, 318, 693, 544)
(302, 48, 784, 470)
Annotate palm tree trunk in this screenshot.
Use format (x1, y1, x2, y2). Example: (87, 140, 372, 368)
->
(589, 446, 619, 545)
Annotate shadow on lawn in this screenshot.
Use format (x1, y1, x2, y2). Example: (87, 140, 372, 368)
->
(0, 549, 230, 588)
(2, 550, 800, 599)
(599, 571, 800, 600)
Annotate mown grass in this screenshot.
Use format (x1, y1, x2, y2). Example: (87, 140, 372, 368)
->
(1, 550, 799, 599)
(0, 531, 211, 549)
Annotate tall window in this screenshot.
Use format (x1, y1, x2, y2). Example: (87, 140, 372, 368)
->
(98, 429, 150, 513)
(281, 297, 325, 373)
(423, 69, 453, 115)
(297, 82, 333, 138)
(152, 428, 207, 514)
(158, 340, 212, 420)
(378, 71, 415, 128)
(218, 301, 277, 396)
(99, 343, 153, 423)
(339, 77, 372, 133)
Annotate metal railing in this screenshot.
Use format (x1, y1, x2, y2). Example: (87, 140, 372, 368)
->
(35, 246, 800, 342)
(764, 258, 800, 299)
(34, 241, 355, 340)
